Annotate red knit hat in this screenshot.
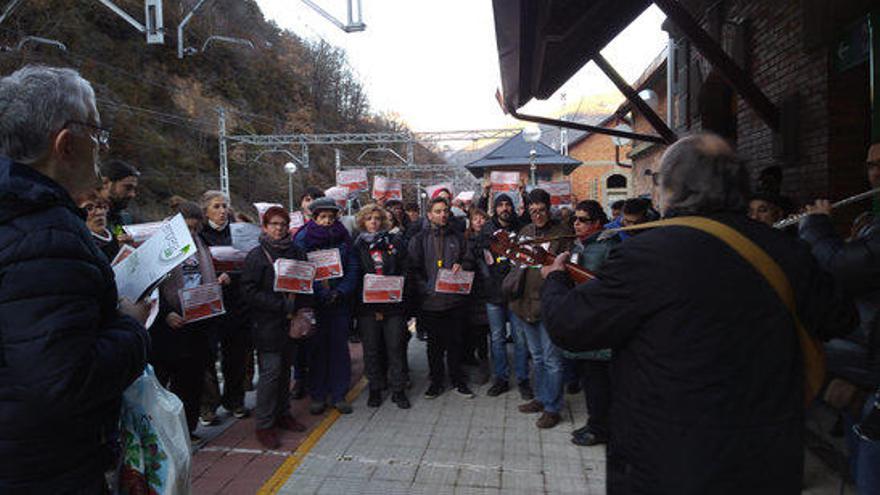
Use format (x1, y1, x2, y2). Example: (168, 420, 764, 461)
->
(431, 187, 451, 200)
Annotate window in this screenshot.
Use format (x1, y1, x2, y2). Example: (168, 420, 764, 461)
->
(606, 174, 627, 189)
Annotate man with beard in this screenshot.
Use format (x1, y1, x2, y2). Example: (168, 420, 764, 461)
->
(98, 159, 139, 235)
(478, 193, 533, 399)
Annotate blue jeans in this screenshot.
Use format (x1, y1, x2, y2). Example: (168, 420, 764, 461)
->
(511, 313, 563, 413)
(846, 389, 880, 494)
(486, 303, 529, 383)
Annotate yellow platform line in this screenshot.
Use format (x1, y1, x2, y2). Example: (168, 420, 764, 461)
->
(257, 377, 368, 494)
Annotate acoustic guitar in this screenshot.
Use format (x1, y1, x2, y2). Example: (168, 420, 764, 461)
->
(487, 229, 596, 285)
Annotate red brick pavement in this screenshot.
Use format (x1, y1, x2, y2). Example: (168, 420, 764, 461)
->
(192, 343, 365, 495)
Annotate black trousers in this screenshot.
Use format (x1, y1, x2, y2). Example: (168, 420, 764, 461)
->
(154, 353, 208, 433)
(360, 313, 407, 393)
(201, 313, 249, 413)
(579, 359, 611, 436)
(421, 309, 466, 387)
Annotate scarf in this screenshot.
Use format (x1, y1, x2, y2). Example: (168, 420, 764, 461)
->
(300, 219, 351, 250)
(208, 219, 228, 231)
(91, 228, 113, 246)
(259, 231, 293, 257)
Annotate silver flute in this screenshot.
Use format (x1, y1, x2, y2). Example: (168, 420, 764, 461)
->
(773, 187, 880, 229)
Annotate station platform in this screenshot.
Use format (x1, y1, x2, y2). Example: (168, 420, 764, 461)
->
(189, 339, 846, 494)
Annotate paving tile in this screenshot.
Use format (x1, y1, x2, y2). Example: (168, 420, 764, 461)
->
(357, 479, 414, 495)
(456, 465, 502, 488)
(315, 476, 369, 494)
(413, 464, 460, 486)
(371, 462, 419, 483)
(500, 470, 544, 492)
(545, 473, 589, 493)
(453, 486, 503, 495)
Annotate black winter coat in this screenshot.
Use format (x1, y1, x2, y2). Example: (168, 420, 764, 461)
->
(241, 237, 313, 353)
(407, 222, 473, 312)
(476, 215, 522, 305)
(353, 231, 407, 317)
(0, 158, 149, 491)
(541, 214, 856, 495)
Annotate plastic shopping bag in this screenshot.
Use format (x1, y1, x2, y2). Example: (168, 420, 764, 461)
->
(119, 366, 192, 495)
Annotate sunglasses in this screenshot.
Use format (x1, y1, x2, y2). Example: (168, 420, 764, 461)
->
(573, 215, 593, 223)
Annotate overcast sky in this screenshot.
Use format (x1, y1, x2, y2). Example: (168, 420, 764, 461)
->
(255, 0, 668, 132)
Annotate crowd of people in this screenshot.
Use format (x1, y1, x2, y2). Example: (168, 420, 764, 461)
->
(2, 65, 880, 494)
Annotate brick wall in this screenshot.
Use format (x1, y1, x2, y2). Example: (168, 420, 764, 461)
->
(567, 115, 634, 205)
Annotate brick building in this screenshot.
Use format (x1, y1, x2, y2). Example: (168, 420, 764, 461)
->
(567, 114, 634, 207)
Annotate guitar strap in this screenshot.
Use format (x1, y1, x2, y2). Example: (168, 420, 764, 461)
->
(617, 216, 825, 406)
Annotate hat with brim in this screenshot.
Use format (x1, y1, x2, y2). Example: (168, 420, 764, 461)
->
(309, 197, 342, 213)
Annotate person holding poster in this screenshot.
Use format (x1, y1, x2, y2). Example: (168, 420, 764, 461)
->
(198, 190, 250, 425)
(353, 204, 411, 410)
(241, 206, 312, 449)
(294, 197, 361, 415)
(149, 202, 221, 440)
(407, 196, 476, 400)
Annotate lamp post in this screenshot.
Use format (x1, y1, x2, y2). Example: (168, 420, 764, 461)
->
(284, 162, 297, 211)
(522, 125, 542, 186)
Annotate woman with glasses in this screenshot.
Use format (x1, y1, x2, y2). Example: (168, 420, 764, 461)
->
(241, 206, 312, 449)
(77, 190, 120, 261)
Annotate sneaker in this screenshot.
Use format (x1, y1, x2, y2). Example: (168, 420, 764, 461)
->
(278, 415, 307, 432)
(391, 391, 411, 409)
(536, 412, 561, 429)
(291, 382, 307, 400)
(518, 380, 534, 401)
(199, 411, 218, 427)
(566, 382, 582, 395)
(334, 401, 353, 414)
(486, 380, 510, 397)
(455, 384, 476, 399)
(571, 424, 590, 437)
(233, 406, 251, 419)
(309, 401, 327, 415)
(518, 400, 544, 414)
(256, 428, 280, 450)
(571, 429, 607, 446)
(367, 390, 383, 408)
(424, 383, 444, 399)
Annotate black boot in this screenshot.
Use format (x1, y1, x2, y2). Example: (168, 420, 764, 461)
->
(391, 391, 411, 409)
(367, 390, 383, 408)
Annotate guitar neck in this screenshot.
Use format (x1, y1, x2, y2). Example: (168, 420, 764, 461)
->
(565, 262, 595, 284)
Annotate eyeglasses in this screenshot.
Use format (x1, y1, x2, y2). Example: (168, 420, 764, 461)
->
(81, 203, 109, 213)
(528, 207, 548, 216)
(63, 120, 111, 148)
(266, 221, 289, 228)
(573, 215, 593, 223)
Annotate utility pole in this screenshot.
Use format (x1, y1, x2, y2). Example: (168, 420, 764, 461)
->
(218, 106, 229, 198)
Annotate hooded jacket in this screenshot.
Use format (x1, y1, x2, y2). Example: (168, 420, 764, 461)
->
(0, 157, 149, 491)
(407, 221, 474, 312)
(476, 212, 522, 305)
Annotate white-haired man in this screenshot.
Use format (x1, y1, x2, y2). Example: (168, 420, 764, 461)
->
(0, 65, 149, 492)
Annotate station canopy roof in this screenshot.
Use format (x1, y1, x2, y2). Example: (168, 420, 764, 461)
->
(493, 0, 653, 112)
(464, 131, 581, 177)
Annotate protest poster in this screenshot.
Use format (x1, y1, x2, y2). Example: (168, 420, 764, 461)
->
(324, 186, 349, 208)
(114, 214, 197, 302)
(372, 176, 403, 202)
(539, 181, 573, 207)
(179, 283, 226, 323)
(336, 169, 368, 193)
(490, 171, 522, 209)
(290, 210, 306, 229)
(434, 269, 475, 295)
(123, 221, 163, 246)
(362, 274, 405, 303)
(307, 248, 344, 281)
(253, 202, 284, 225)
(454, 191, 475, 204)
(231, 222, 261, 252)
(209, 246, 248, 273)
(274, 259, 316, 294)
(425, 182, 453, 200)
(111, 244, 137, 267)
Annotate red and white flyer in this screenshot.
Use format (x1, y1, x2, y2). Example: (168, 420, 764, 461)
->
(274, 259, 316, 294)
(178, 283, 226, 323)
(454, 191, 475, 204)
(362, 274, 405, 303)
(324, 186, 349, 208)
(490, 171, 520, 193)
(307, 248, 344, 281)
(434, 269, 475, 295)
(425, 182, 454, 200)
(253, 202, 284, 225)
(372, 176, 403, 202)
(123, 221, 163, 246)
(539, 181, 573, 206)
(290, 210, 306, 229)
(111, 243, 137, 267)
(336, 169, 368, 193)
(209, 246, 248, 273)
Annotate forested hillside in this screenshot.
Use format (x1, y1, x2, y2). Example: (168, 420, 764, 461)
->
(0, 0, 430, 219)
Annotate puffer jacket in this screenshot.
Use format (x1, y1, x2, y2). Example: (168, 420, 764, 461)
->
(508, 219, 572, 322)
(801, 213, 880, 384)
(0, 158, 149, 491)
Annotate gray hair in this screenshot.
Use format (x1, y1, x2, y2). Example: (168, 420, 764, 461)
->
(200, 190, 228, 210)
(658, 133, 750, 215)
(0, 65, 97, 164)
